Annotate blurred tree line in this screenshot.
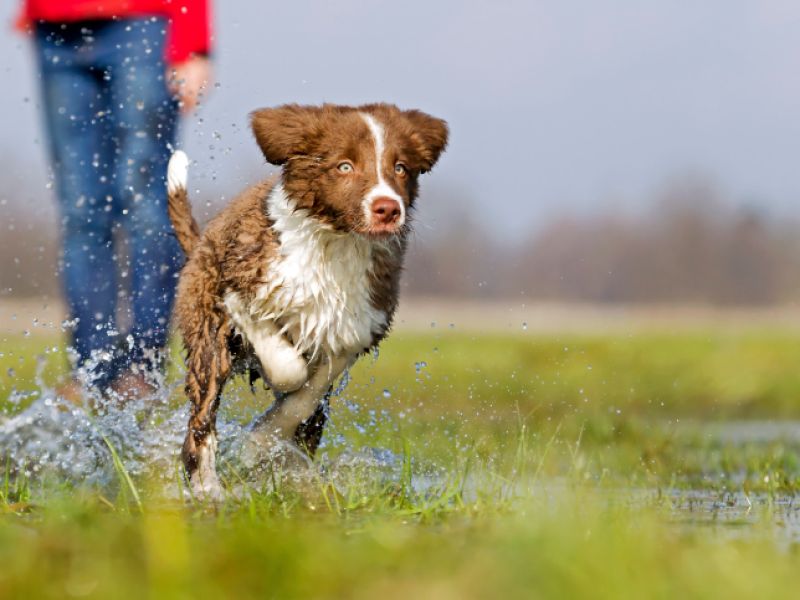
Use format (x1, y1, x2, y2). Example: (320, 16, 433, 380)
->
(2, 167, 800, 306)
(404, 177, 800, 305)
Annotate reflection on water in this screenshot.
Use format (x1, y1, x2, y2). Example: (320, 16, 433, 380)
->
(697, 420, 800, 443)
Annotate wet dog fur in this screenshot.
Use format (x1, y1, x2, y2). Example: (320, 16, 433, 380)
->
(167, 103, 448, 498)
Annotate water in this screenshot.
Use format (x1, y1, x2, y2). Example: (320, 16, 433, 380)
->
(0, 355, 427, 500)
(5, 378, 800, 551)
(0, 377, 189, 488)
(696, 420, 800, 443)
(5, 344, 800, 550)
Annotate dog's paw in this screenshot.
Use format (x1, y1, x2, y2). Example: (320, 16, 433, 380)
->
(239, 431, 313, 475)
(254, 336, 309, 393)
(265, 353, 308, 393)
(238, 428, 280, 471)
(190, 473, 225, 503)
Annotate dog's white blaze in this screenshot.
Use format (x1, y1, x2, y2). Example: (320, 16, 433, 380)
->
(230, 183, 394, 360)
(359, 113, 405, 226)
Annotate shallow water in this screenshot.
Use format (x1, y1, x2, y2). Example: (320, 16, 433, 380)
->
(666, 489, 800, 542)
(694, 419, 800, 443)
(0, 365, 417, 500)
(4, 366, 800, 550)
(1, 382, 189, 487)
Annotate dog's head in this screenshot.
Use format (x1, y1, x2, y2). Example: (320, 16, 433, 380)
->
(251, 103, 448, 238)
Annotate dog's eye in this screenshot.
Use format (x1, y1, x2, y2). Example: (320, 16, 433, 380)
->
(337, 162, 354, 174)
(394, 163, 407, 176)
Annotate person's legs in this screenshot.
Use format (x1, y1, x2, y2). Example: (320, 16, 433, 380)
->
(36, 23, 119, 384)
(103, 18, 182, 379)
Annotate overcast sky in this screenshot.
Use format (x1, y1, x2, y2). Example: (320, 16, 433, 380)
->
(2, 1, 799, 238)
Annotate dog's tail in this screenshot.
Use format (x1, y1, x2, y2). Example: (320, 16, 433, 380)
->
(167, 150, 201, 255)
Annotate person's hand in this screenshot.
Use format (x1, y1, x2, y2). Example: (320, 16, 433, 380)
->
(167, 56, 213, 114)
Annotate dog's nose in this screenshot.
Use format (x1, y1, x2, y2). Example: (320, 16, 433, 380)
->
(371, 197, 402, 225)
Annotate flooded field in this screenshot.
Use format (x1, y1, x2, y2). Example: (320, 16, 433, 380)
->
(4, 317, 800, 597)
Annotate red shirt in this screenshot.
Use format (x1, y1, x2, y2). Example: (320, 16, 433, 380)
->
(19, 0, 211, 64)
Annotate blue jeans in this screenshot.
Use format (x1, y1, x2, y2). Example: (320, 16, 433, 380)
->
(36, 18, 181, 385)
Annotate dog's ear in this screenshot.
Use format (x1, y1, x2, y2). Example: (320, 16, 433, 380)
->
(250, 105, 322, 165)
(402, 110, 449, 173)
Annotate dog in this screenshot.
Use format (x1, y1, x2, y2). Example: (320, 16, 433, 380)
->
(167, 103, 448, 498)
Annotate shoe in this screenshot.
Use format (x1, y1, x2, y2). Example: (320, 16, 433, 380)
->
(109, 370, 156, 403)
(55, 379, 85, 407)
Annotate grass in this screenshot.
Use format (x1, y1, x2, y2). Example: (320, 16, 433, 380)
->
(4, 327, 800, 597)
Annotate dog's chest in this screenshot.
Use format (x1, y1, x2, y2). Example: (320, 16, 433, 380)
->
(236, 185, 391, 358)
(259, 232, 386, 356)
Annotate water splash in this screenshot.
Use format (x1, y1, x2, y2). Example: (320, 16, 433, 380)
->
(0, 358, 189, 488)
(0, 352, 450, 501)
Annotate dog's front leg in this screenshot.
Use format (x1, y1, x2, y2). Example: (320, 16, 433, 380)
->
(241, 353, 352, 466)
(225, 299, 308, 393)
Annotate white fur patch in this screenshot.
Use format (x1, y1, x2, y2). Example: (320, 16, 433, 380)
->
(360, 113, 405, 226)
(229, 183, 395, 361)
(167, 150, 189, 194)
(224, 291, 308, 392)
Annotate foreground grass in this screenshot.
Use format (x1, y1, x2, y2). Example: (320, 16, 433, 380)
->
(1, 488, 799, 599)
(3, 328, 800, 597)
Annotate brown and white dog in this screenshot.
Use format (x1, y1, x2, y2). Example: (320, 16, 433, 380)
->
(167, 103, 448, 498)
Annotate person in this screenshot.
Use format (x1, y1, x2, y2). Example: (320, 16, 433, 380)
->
(16, 0, 213, 400)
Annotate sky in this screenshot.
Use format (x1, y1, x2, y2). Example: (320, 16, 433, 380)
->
(1, 0, 799, 239)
